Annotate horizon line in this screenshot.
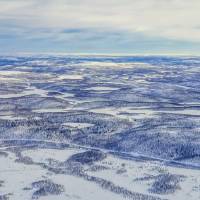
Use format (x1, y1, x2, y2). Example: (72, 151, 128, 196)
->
(0, 52, 200, 57)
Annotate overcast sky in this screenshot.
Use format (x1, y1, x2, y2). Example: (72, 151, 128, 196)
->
(1, 0, 200, 54)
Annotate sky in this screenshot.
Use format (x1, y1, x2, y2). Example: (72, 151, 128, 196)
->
(0, 0, 200, 55)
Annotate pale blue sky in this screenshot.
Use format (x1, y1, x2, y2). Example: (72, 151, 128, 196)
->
(1, 0, 200, 54)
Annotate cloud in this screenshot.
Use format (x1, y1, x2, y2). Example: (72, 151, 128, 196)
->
(0, 0, 200, 53)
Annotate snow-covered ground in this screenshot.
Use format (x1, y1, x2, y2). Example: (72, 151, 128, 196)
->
(1, 146, 199, 200)
(0, 55, 200, 199)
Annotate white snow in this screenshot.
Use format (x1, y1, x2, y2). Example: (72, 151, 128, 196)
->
(85, 86, 119, 91)
(57, 74, 83, 80)
(62, 122, 94, 129)
(22, 148, 83, 163)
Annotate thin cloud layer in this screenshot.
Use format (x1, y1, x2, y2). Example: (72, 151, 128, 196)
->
(0, 0, 200, 53)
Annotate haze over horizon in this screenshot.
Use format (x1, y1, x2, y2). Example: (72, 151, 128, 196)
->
(1, 0, 200, 54)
